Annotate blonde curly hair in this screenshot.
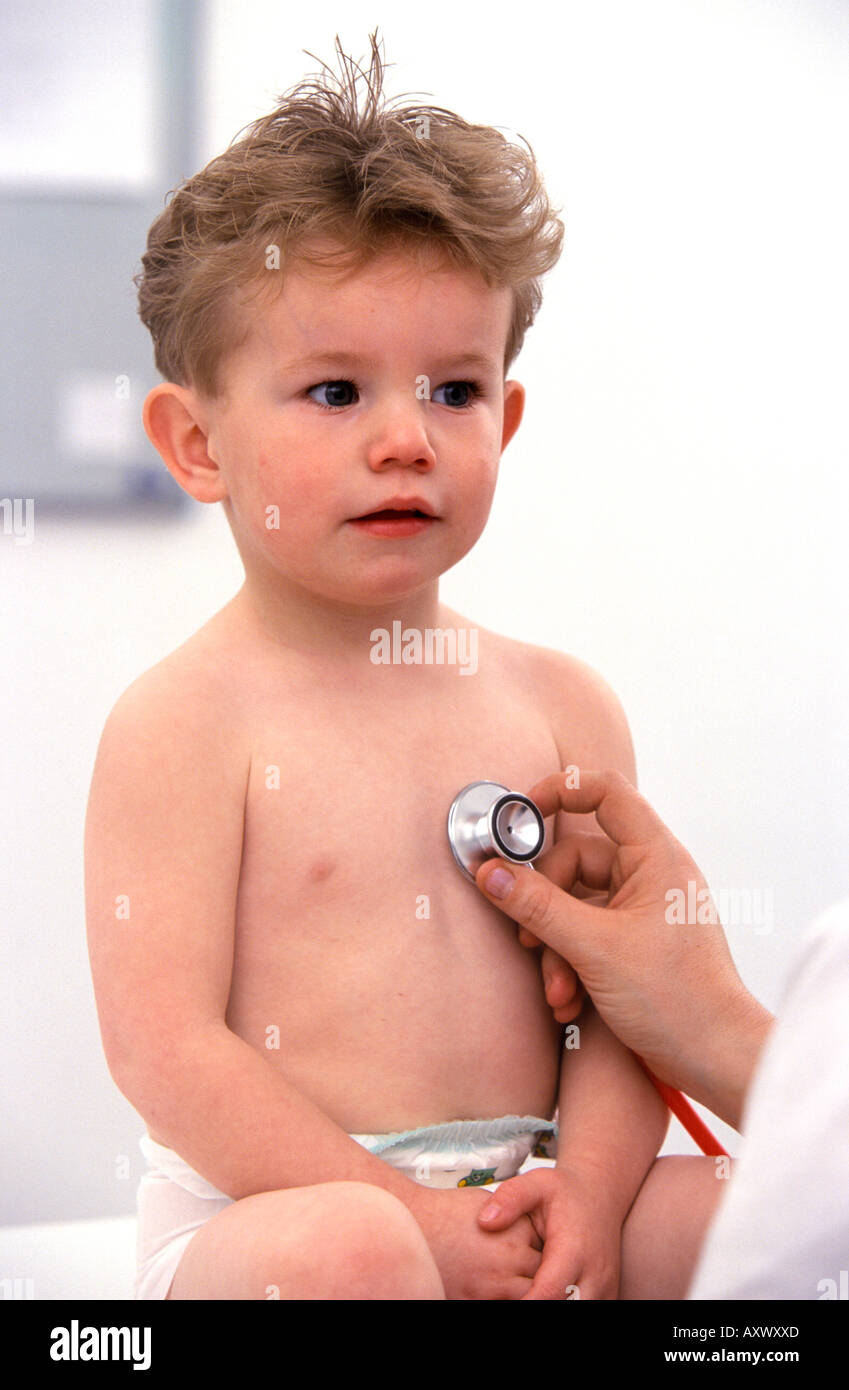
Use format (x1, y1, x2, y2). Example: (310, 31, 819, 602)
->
(136, 30, 564, 397)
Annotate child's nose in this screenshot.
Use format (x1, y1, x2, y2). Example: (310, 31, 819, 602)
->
(366, 394, 437, 471)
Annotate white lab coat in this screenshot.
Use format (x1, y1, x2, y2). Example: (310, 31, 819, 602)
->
(687, 897, 849, 1299)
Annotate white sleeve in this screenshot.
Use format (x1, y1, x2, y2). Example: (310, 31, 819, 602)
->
(687, 897, 849, 1300)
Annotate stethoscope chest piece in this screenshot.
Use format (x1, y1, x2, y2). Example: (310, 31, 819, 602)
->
(447, 781, 545, 883)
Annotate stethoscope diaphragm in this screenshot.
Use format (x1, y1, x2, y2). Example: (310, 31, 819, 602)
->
(446, 780, 545, 883)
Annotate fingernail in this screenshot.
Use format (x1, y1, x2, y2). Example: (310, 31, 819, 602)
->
(479, 1201, 500, 1220)
(485, 866, 515, 899)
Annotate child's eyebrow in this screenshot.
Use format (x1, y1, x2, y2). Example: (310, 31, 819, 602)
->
(291, 350, 377, 372)
(431, 352, 497, 375)
(291, 349, 497, 374)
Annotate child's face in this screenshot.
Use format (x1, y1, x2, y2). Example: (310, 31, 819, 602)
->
(195, 244, 524, 607)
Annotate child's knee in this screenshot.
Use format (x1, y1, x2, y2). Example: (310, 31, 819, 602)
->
(638, 1153, 731, 1236)
(254, 1182, 442, 1299)
(306, 1182, 444, 1298)
(651, 1152, 734, 1198)
(619, 1154, 732, 1299)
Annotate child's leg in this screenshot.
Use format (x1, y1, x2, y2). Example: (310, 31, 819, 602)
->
(166, 1180, 445, 1300)
(619, 1155, 729, 1299)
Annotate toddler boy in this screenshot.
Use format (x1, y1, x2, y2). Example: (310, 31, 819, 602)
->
(85, 34, 724, 1300)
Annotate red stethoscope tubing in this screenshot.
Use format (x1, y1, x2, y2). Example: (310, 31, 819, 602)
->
(634, 1054, 729, 1156)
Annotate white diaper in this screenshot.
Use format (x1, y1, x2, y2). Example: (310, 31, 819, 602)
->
(134, 1114, 558, 1299)
(351, 1114, 558, 1188)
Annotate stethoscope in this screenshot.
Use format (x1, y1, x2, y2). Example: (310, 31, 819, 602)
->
(446, 780, 728, 1158)
(446, 781, 546, 882)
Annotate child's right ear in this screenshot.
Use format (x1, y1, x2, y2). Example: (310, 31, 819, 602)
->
(142, 383, 228, 504)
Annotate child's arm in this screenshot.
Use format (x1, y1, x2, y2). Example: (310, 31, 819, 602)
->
(476, 645, 667, 1296)
(84, 668, 413, 1201)
(478, 1002, 669, 1298)
(555, 1001, 669, 1214)
(84, 665, 538, 1299)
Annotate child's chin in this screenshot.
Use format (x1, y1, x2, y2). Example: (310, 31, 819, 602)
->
(345, 557, 447, 591)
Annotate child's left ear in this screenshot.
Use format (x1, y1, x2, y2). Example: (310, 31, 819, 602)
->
(501, 380, 525, 451)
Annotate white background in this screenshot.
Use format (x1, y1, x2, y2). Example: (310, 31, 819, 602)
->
(2, 0, 848, 1226)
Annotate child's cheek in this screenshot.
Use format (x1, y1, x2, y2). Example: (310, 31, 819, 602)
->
(253, 450, 325, 510)
(461, 454, 499, 511)
(243, 452, 327, 557)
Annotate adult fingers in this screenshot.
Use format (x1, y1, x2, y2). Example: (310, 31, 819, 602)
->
(516, 834, 616, 950)
(533, 831, 619, 895)
(540, 946, 585, 1022)
(475, 855, 610, 967)
(527, 768, 670, 849)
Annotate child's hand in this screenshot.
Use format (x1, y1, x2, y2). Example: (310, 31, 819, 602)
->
(406, 1184, 543, 1300)
(477, 1165, 622, 1300)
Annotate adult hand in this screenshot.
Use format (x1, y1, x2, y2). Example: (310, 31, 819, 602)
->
(475, 770, 773, 1130)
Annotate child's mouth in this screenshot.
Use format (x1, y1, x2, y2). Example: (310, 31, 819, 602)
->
(349, 507, 438, 537)
(361, 509, 425, 520)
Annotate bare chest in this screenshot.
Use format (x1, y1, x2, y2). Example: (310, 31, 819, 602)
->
(219, 655, 566, 1127)
(233, 669, 560, 950)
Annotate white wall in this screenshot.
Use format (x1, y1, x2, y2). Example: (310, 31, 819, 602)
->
(3, 0, 848, 1223)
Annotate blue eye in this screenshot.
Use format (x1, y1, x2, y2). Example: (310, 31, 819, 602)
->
(305, 378, 485, 411)
(432, 381, 482, 409)
(307, 379, 358, 410)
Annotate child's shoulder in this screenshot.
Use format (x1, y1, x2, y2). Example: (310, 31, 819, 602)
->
(449, 606, 623, 707)
(96, 607, 245, 759)
(450, 608, 636, 780)
(87, 613, 250, 866)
